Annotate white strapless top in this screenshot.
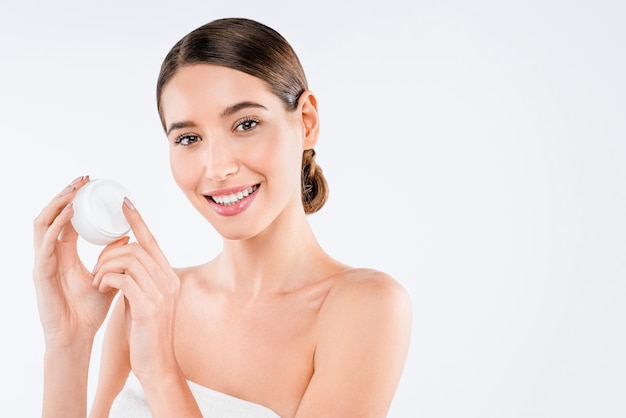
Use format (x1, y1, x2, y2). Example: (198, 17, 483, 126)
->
(109, 372, 281, 417)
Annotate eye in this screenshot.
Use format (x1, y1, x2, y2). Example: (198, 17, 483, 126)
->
(234, 116, 260, 132)
(174, 133, 202, 146)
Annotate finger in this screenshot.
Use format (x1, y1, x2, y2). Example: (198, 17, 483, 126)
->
(92, 236, 131, 272)
(94, 241, 178, 298)
(98, 272, 159, 324)
(92, 248, 159, 298)
(107, 238, 180, 295)
(33, 175, 89, 251)
(35, 202, 74, 263)
(128, 243, 180, 295)
(33, 175, 87, 244)
(98, 272, 143, 306)
(121, 197, 170, 268)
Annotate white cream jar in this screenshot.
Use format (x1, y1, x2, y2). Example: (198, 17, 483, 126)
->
(71, 178, 133, 245)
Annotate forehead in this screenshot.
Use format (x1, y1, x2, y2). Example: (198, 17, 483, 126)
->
(160, 64, 275, 120)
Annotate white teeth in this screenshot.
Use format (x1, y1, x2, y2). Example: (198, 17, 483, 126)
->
(210, 185, 257, 206)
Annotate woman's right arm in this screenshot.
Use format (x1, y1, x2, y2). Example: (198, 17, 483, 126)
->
(33, 176, 126, 418)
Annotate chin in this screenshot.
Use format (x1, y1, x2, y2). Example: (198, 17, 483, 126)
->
(215, 227, 262, 242)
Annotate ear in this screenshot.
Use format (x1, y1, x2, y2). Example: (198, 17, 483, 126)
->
(298, 91, 320, 150)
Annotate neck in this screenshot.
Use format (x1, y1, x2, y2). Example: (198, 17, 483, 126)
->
(215, 205, 327, 298)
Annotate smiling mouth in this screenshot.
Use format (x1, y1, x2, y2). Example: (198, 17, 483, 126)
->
(208, 185, 259, 206)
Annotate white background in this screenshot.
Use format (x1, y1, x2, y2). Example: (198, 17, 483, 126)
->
(1, 0, 625, 417)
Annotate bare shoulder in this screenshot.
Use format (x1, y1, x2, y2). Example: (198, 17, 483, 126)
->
(317, 267, 412, 339)
(323, 267, 412, 316)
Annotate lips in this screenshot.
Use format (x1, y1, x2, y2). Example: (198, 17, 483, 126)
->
(204, 184, 260, 216)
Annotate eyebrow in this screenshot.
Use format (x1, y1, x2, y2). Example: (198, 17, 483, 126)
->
(166, 101, 268, 136)
(166, 120, 197, 136)
(221, 101, 268, 118)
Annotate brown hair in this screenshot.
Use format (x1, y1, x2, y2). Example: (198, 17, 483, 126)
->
(156, 17, 328, 214)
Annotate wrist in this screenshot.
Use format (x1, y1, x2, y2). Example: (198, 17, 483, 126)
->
(42, 340, 93, 418)
(133, 356, 183, 387)
(44, 332, 95, 353)
(44, 338, 93, 359)
(137, 367, 203, 418)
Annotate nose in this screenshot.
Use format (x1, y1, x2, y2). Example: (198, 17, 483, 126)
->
(203, 139, 239, 181)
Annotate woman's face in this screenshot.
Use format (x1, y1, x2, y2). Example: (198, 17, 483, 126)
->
(159, 64, 315, 240)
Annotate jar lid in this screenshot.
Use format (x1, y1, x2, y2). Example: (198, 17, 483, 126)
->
(71, 179, 133, 245)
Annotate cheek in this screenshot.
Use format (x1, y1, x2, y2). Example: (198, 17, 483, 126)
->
(253, 141, 301, 191)
(170, 152, 200, 192)
(255, 125, 304, 176)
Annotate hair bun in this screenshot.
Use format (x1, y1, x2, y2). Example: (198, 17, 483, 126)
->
(301, 149, 328, 214)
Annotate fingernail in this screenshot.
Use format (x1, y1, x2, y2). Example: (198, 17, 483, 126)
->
(69, 175, 84, 186)
(62, 202, 73, 212)
(123, 196, 136, 210)
(92, 263, 98, 275)
(60, 185, 75, 196)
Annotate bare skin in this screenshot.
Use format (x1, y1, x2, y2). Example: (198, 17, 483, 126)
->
(35, 63, 412, 418)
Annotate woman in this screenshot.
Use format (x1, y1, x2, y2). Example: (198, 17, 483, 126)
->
(33, 17, 412, 418)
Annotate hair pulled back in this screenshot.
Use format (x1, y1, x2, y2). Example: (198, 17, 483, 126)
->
(156, 17, 328, 214)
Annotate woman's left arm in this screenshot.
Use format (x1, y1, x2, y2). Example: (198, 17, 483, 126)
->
(295, 271, 412, 418)
(91, 198, 202, 418)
